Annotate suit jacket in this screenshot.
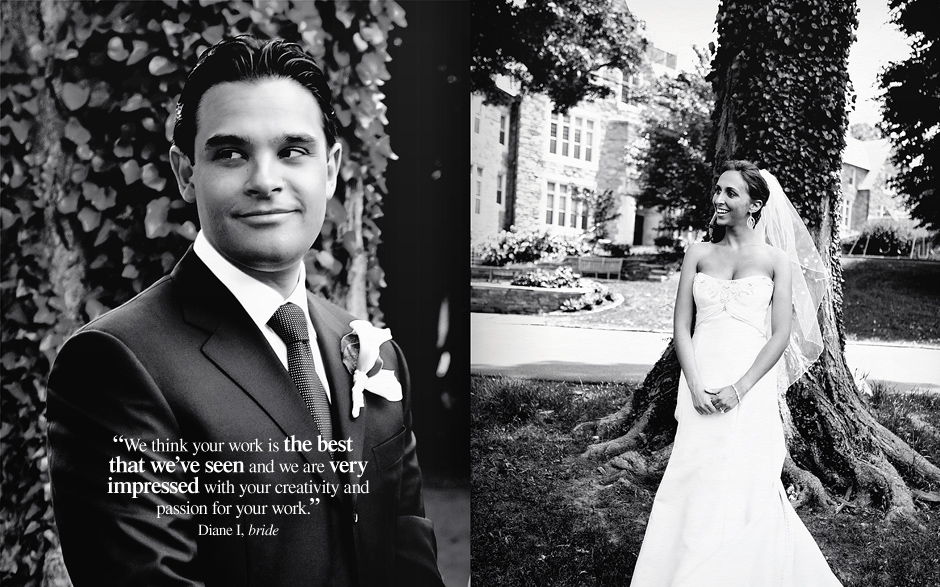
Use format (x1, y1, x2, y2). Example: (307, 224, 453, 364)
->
(47, 248, 444, 587)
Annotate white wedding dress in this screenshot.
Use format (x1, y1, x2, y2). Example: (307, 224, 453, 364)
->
(629, 272, 842, 587)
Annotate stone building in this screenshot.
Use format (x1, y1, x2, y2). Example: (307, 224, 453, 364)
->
(840, 136, 903, 236)
(470, 43, 678, 248)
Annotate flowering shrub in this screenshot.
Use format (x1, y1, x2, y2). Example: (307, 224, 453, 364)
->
(511, 267, 582, 288)
(845, 219, 931, 256)
(474, 228, 589, 266)
(560, 282, 615, 311)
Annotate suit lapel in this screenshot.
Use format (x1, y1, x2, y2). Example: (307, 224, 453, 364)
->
(171, 249, 341, 490)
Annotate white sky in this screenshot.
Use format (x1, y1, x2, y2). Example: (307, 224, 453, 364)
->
(625, 0, 912, 127)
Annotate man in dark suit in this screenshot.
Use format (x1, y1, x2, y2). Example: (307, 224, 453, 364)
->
(47, 36, 444, 587)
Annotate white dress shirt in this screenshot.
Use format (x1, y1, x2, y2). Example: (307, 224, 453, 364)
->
(193, 232, 332, 402)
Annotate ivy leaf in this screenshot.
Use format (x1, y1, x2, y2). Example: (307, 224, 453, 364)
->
(341, 231, 360, 256)
(149, 55, 178, 76)
(63, 118, 91, 145)
(127, 40, 150, 65)
(76, 143, 94, 160)
(121, 93, 148, 112)
(107, 36, 129, 61)
(113, 141, 133, 158)
(121, 159, 142, 184)
(22, 97, 39, 115)
(9, 119, 31, 143)
(334, 2, 355, 28)
(327, 197, 347, 224)
(82, 182, 117, 211)
(84, 298, 109, 321)
(60, 83, 90, 111)
(175, 220, 198, 240)
(202, 24, 224, 45)
(141, 163, 167, 191)
(88, 82, 111, 108)
(316, 249, 343, 275)
(1, 208, 16, 230)
(77, 207, 101, 232)
(144, 196, 172, 238)
(94, 219, 115, 247)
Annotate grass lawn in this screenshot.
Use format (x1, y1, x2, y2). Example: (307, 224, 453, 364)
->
(471, 376, 940, 586)
(842, 258, 940, 346)
(513, 257, 940, 347)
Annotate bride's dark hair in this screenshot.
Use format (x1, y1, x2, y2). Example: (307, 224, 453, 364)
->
(707, 159, 770, 242)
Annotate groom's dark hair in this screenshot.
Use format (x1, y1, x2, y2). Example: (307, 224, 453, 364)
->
(172, 35, 338, 161)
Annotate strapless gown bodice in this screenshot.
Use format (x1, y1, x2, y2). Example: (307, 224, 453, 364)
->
(629, 273, 842, 587)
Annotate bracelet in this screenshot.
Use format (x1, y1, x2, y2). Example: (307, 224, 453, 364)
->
(731, 383, 742, 403)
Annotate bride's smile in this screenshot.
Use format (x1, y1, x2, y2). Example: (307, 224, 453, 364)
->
(712, 169, 762, 227)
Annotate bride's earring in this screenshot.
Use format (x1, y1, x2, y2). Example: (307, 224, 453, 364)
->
(747, 214, 756, 230)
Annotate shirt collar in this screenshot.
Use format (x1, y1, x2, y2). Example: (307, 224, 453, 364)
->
(192, 232, 313, 336)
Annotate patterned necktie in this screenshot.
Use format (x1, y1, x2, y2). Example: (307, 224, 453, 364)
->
(268, 302, 333, 442)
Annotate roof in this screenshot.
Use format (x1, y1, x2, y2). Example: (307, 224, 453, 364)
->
(843, 136, 892, 190)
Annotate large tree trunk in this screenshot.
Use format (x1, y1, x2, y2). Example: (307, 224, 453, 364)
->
(584, 0, 940, 520)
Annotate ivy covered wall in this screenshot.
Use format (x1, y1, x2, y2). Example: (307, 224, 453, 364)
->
(1, 1, 409, 584)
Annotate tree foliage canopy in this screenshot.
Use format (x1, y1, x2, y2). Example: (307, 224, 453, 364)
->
(880, 0, 939, 230)
(471, 0, 646, 112)
(633, 48, 715, 234)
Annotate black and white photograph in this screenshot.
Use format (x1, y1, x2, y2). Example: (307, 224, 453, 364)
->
(470, 0, 939, 585)
(2, 0, 939, 586)
(1, 1, 468, 586)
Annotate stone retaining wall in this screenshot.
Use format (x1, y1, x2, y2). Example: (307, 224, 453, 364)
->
(471, 282, 586, 314)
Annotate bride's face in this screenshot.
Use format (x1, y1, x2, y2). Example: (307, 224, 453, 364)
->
(713, 170, 760, 227)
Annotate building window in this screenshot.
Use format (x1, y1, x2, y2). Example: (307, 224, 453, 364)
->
(621, 72, 642, 102)
(545, 182, 588, 229)
(474, 166, 482, 214)
(496, 173, 504, 205)
(499, 115, 507, 144)
(474, 116, 480, 134)
(549, 114, 594, 162)
(841, 196, 851, 229)
(649, 45, 678, 70)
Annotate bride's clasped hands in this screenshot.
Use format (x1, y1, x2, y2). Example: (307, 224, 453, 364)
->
(702, 384, 741, 414)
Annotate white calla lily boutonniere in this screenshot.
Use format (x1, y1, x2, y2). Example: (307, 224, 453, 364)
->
(341, 320, 402, 418)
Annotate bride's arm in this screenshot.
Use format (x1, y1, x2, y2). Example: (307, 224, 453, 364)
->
(673, 243, 717, 415)
(733, 250, 793, 398)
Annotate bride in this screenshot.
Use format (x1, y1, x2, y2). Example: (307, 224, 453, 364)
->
(629, 160, 842, 586)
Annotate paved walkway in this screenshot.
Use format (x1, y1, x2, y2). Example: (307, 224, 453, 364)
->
(470, 313, 940, 393)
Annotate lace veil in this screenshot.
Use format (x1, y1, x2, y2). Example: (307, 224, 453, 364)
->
(758, 170, 830, 390)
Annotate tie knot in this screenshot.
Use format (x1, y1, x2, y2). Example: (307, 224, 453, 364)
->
(268, 302, 309, 344)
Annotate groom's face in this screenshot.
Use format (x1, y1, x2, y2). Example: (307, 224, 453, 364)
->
(170, 77, 342, 275)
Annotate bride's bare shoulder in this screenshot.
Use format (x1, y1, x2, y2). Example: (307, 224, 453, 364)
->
(684, 241, 715, 260)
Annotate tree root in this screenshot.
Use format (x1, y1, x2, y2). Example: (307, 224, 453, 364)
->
(911, 489, 940, 503)
(782, 455, 833, 510)
(853, 453, 921, 526)
(582, 407, 650, 459)
(594, 401, 634, 439)
(871, 420, 940, 487)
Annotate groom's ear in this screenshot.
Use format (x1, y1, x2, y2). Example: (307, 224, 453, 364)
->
(169, 145, 196, 203)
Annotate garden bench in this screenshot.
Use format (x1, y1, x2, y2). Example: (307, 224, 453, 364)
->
(470, 265, 530, 282)
(577, 257, 624, 280)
